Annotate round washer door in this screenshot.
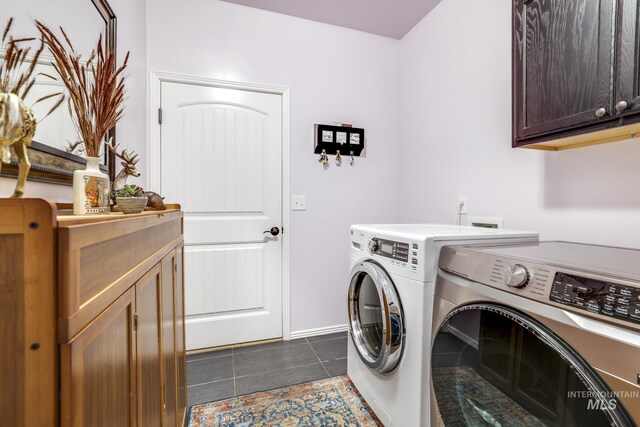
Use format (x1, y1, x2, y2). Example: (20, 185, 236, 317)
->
(348, 260, 405, 374)
(431, 304, 635, 426)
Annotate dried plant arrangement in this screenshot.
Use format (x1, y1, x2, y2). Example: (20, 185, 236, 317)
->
(0, 18, 64, 197)
(36, 21, 129, 158)
(0, 18, 63, 117)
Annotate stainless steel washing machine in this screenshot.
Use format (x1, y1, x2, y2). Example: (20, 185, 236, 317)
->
(431, 241, 640, 426)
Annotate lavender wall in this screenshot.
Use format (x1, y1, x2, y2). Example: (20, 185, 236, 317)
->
(146, 0, 403, 332)
(398, 0, 640, 248)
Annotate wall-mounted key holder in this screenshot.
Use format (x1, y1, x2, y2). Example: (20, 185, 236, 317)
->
(314, 124, 365, 157)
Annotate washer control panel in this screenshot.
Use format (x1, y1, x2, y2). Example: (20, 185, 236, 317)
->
(550, 272, 640, 325)
(370, 238, 410, 262)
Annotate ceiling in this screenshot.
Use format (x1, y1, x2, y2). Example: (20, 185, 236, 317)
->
(219, 0, 442, 39)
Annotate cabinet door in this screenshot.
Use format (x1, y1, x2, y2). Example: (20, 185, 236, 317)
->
(60, 288, 136, 427)
(136, 264, 164, 427)
(615, 0, 640, 117)
(513, 0, 616, 142)
(175, 244, 187, 425)
(162, 250, 178, 426)
(161, 245, 187, 427)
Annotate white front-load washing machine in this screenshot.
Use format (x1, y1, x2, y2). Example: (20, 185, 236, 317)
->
(347, 224, 538, 426)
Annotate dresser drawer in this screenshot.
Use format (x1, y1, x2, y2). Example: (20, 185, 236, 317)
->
(58, 210, 183, 340)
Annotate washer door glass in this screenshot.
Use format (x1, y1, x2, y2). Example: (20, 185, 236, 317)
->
(349, 261, 404, 373)
(431, 304, 634, 426)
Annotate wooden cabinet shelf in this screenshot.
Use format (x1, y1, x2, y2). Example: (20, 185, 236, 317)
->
(0, 199, 186, 426)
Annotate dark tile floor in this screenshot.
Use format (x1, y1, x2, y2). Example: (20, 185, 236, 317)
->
(187, 331, 348, 406)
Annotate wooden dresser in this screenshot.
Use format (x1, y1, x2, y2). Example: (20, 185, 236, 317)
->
(0, 199, 186, 426)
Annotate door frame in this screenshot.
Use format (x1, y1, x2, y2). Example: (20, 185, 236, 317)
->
(148, 71, 292, 341)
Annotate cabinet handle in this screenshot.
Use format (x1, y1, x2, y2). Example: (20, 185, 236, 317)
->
(615, 100, 629, 112)
(595, 107, 607, 117)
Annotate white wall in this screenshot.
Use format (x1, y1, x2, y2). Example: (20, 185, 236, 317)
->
(146, 0, 402, 332)
(398, 0, 640, 248)
(0, 0, 146, 200)
(110, 0, 148, 187)
(0, 178, 72, 201)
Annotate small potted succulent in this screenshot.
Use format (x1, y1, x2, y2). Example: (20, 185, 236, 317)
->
(113, 184, 148, 214)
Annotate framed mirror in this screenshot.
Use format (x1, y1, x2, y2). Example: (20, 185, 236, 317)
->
(0, 0, 117, 185)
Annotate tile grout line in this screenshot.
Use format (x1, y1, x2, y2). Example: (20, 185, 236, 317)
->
(306, 335, 348, 344)
(186, 352, 232, 363)
(307, 339, 331, 378)
(231, 340, 310, 356)
(231, 347, 237, 397)
(187, 376, 235, 389)
(234, 361, 324, 381)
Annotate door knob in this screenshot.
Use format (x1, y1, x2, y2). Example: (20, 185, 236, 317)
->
(616, 100, 629, 112)
(263, 227, 280, 236)
(595, 107, 607, 117)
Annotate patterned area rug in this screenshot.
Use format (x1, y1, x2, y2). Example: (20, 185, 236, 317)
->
(188, 375, 383, 426)
(432, 366, 546, 427)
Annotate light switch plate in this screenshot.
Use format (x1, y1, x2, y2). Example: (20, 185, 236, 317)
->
(292, 196, 306, 211)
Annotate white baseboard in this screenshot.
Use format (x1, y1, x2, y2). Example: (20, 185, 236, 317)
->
(290, 324, 349, 340)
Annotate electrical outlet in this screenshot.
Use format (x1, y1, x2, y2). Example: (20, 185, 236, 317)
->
(458, 197, 468, 214)
(292, 196, 306, 211)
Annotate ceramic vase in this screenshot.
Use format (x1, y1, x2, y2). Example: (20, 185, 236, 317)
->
(73, 156, 110, 215)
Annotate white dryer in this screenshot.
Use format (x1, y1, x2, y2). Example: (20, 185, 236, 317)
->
(347, 224, 538, 426)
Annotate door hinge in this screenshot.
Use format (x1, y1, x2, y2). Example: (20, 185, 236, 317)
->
(133, 313, 139, 331)
(158, 108, 163, 124)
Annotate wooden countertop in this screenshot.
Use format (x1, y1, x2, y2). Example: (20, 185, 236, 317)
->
(55, 203, 182, 226)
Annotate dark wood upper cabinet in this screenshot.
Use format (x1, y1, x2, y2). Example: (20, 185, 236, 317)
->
(617, 0, 640, 116)
(513, 0, 640, 149)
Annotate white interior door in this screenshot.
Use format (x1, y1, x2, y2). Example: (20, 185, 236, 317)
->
(160, 81, 283, 350)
